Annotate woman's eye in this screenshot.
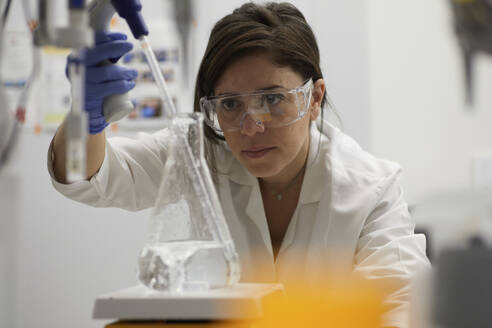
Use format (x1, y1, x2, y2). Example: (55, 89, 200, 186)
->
(264, 94, 283, 105)
(221, 99, 240, 111)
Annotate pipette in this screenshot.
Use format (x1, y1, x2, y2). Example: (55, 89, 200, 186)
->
(139, 36, 177, 117)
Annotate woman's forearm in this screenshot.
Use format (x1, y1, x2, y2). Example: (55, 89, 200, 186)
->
(52, 119, 106, 183)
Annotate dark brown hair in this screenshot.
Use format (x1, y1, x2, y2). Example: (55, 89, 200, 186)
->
(194, 2, 327, 142)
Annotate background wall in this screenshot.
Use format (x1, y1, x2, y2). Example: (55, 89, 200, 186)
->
(368, 0, 492, 205)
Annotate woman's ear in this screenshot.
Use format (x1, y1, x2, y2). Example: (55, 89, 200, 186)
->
(310, 78, 325, 121)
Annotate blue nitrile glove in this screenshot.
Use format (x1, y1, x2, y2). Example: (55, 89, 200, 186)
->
(68, 31, 138, 134)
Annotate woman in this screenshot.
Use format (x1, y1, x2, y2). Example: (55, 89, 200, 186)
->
(48, 2, 429, 327)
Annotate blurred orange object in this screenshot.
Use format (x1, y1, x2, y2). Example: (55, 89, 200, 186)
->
(256, 277, 386, 328)
(33, 123, 42, 135)
(106, 321, 254, 328)
(110, 122, 119, 133)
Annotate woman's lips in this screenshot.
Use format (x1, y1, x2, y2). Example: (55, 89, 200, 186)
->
(242, 147, 275, 159)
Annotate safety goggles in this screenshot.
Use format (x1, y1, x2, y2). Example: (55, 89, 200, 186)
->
(200, 78, 313, 134)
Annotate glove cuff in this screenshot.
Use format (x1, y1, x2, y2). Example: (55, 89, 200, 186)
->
(88, 114, 109, 134)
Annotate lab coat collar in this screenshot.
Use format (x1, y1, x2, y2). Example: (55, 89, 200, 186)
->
(211, 141, 273, 256)
(297, 122, 329, 205)
(277, 123, 331, 257)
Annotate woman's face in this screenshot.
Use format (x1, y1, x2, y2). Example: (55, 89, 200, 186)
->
(214, 53, 323, 180)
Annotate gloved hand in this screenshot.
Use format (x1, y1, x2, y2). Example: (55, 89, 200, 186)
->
(68, 31, 138, 134)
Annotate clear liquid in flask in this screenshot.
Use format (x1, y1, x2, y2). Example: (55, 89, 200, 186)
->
(138, 240, 230, 292)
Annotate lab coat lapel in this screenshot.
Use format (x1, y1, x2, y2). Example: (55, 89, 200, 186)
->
(217, 173, 276, 282)
(226, 155, 274, 255)
(215, 151, 277, 280)
(277, 125, 325, 257)
(306, 122, 380, 281)
(245, 180, 274, 257)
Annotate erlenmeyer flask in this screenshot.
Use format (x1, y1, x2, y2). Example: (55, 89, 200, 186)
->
(137, 113, 241, 292)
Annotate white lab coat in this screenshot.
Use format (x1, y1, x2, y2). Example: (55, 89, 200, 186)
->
(48, 121, 430, 328)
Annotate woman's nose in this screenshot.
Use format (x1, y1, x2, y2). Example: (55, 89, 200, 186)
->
(240, 113, 266, 136)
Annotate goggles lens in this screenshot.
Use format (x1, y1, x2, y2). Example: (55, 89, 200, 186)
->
(200, 78, 313, 134)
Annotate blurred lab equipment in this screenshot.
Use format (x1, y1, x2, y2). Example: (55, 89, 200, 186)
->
(0, 0, 9, 158)
(34, 0, 94, 181)
(0, 0, 39, 171)
(433, 239, 492, 328)
(172, 0, 192, 87)
(413, 190, 492, 328)
(450, 0, 492, 106)
(0, 73, 14, 170)
(412, 1, 492, 327)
